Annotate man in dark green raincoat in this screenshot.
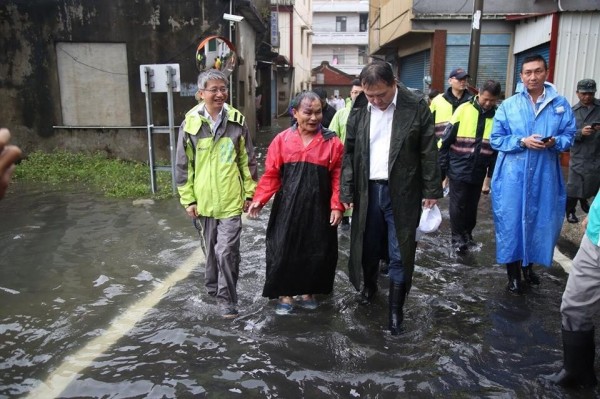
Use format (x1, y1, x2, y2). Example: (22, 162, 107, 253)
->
(340, 61, 442, 335)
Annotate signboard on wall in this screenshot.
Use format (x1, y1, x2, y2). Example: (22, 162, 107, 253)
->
(56, 42, 131, 126)
(139, 64, 181, 93)
(271, 12, 280, 48)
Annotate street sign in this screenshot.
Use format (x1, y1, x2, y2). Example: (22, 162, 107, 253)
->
(139, 64, 181, 93)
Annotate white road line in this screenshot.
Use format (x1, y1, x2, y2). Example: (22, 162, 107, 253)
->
(554, 247, 572, 274)
(25, 246, 205, 399)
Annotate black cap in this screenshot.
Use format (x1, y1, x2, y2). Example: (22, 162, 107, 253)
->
(577, 79, 596, 93)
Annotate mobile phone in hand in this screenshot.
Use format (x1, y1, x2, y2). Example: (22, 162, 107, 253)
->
(591, 122, 600, 129)
(541, 136, 551, 143)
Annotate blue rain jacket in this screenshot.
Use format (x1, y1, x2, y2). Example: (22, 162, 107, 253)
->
(490, 83, 576, 267)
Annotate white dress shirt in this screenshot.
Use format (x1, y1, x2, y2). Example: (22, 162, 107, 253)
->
(369, 88, 398, 180)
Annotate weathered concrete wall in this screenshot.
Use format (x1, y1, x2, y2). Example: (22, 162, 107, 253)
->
(0, 0, 268, 162)
(32, 128, 152, 161)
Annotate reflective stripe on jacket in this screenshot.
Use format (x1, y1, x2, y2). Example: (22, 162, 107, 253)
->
(430, 88, 472, 138)
(439, 97, 497, 184)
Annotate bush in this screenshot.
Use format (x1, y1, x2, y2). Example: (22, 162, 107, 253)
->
(13, 151, 175, 200)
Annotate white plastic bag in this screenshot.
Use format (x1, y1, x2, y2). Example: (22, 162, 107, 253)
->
(416, 204, 442, 240)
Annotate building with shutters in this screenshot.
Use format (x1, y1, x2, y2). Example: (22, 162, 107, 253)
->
(364, 0, 599, 102)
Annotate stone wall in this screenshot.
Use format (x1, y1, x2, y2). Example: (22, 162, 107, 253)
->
(0, 0, 268, 162)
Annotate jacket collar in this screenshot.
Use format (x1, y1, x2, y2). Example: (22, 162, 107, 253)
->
(471, 96, 496, 117)
(572, 97, 600, 111)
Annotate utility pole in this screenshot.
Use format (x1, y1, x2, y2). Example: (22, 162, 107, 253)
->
(468, 0, 483, 89)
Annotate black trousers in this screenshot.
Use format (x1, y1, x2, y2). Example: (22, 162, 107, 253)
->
(449, 179, 483, 242)
(566, 196, 589, 214)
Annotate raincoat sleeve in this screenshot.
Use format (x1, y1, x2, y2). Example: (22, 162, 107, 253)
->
(550, 98, 576, 152)
(237, 122, 258, 199)
(419, 101, 442, 200)
(328, 137, 345, 211)
(175, 121, 197, 207)
(439, 118, 459, 174)
(252, 134, 283, 206)
(490, 100, 525, 154)
(340, 110, 357, 203)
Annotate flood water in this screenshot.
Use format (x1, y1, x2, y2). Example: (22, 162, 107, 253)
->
(0, 126, 598, 398)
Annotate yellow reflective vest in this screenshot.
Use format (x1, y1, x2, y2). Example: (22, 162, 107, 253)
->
(438, 97, 497, 184)
(430, 89, 472, 139)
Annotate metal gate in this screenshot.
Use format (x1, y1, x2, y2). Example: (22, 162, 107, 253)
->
(445, 33, 511, 91)
(399, 50, 431, 91)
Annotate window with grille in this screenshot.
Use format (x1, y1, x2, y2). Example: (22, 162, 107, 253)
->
(336, 16, 347, 32)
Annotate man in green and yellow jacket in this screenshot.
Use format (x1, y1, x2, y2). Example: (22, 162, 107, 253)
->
(439, 80, 501, 252)
(175, 69, 257, 319)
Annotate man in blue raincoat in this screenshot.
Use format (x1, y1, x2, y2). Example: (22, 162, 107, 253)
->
(490, 54, 575, 294)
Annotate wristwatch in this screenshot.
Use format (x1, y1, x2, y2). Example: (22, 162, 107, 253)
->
(519, 139, 526, 149)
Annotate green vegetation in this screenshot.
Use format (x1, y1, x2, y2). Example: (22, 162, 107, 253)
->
(13, 151, 175, 200)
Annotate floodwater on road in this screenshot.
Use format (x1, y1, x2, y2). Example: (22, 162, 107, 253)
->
(0, 128, 598, 399)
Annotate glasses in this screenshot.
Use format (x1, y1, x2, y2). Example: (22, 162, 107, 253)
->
(201, 87, 228, 94)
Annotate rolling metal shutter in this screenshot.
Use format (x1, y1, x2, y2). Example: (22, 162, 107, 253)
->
(399, 50, 430, 91)
(445, 34, 511, 91)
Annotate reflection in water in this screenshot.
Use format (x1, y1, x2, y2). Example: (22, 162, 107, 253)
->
(0, 139, 596, 398)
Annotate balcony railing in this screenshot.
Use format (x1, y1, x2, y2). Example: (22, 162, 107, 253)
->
(312, 32, 369, 45)
(270, 0, 295, 6)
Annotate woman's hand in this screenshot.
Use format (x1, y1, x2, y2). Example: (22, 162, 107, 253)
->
(247, 201, 263, 219)
(330, 209, 343, 226)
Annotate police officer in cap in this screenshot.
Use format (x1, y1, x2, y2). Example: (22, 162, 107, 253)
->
(566, 79, 600, 223)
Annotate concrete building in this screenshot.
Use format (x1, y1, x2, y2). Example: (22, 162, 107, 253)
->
(312, 0, 369, 76)
(269, 0, 314, 118)
(0, 0, 270, 161)
(364, 0, 599, 101)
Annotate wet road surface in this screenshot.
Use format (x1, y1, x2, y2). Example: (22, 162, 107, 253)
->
(0, 128, 598, 398)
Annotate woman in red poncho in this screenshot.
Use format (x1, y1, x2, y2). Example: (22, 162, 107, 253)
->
(248, 91, 345, 315)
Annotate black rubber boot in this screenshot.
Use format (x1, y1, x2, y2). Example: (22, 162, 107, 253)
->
(358, 285, 378, 305)
(566, 196, 578, 215)
(379, 259, 389, 276)
(506, 261, 522, 294)
(580, 198, 590, 214)
(388, 281, 406, 335)
(522, 263, 540, 286)
(359, 260, 379, 305)
(546, 329, 597, 389)
(452, 233, 468, 253)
